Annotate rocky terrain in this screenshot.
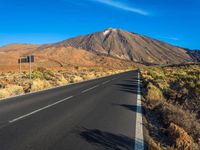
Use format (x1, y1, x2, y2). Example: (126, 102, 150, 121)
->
(0, 28, 198, 73)
(56, 28, 193, 64)
(141, 64, 200, 150)
(187, 49, 200, 62)
(0, 44, 136, 72)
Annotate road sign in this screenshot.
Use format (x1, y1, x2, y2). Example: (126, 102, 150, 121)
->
(27, 55, 34, 63)
(18, 55, 35, 87)
(18, 55, 34, 64)
(18, 57, 27, 63)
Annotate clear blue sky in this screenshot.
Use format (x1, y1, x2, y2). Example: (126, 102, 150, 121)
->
(0, 0, 200, 49)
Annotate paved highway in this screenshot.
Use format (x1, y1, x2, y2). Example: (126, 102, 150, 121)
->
(0, 70, 143, 150)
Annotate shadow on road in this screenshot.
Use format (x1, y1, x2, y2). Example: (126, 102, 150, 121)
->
(115, 78, 140, 95)
(78, 127, 143, 150)
(111, 104, 144, 115)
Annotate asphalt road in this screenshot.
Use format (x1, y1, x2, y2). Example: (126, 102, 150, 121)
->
(0, 70, 140, 150)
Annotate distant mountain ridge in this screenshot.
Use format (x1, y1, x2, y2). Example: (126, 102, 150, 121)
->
(0, 28, 199, 70)
(187, 49, 200, 62)
(54, 28, 193, 64)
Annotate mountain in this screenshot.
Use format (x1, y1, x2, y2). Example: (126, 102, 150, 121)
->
(54, 28, 192, 64)
(0, 44, 135, 72)
(0, 43, 40, 52)
(0, 28, 198, 72)
(187, 50, 200, 62)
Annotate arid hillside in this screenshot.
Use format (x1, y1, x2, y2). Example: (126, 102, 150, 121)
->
(0, 28, 199, 73)
(56, 28, 193, 64)
(0, 44, 136, 72)
(188, 50, 200, 62)
(0, 28, 198, 73)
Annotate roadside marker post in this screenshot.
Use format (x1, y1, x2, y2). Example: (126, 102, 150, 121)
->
(18, 55, 35, 88)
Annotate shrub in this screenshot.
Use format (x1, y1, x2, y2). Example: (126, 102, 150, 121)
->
(168, 123, 197, 150)
(0, 89, 10, 99)
(148, 69, 165, 80)
(31, 79, 51, 92)
(31, 71, 44, 79)
(69, 75, 83, 83)
(148, 138, 162, 150)
(146, 83, 164, 102)
(43, 70, 55, 80)
(55, 75, 68, 86)
(160, 103, 200, 142)
(7, 85, 24, 96)
(0, 85, 24, 99)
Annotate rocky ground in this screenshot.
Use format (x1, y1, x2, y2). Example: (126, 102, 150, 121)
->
(141, 64, 200, 150)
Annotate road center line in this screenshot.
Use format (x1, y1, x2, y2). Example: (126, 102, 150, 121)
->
(81, 85, 99, 93)
(134, 72, 144, 150)
(9, 96, 74, 123)
(102, 80, 111, 85)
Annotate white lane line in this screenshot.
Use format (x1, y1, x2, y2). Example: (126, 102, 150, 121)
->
(81, 85, 99, 93)
(134, 73, 144, 150)
(102, 80, 111, 85)
(9, 96, 74, 123)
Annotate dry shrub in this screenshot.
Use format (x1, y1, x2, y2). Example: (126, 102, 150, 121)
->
(70, 75, 83, 83)
(0, 85, 24, 99)
(168, 123, 195, 150)
(146, 83, 164, 103)
(160, 103, 200, 143)
(0, 89, 10, 99)
(83, 73, 96, 80)
(31, 79, 51, 92)
(7, 85, 24, 96)
(55, 75, 68, 86)
(148, 138, 162, 150)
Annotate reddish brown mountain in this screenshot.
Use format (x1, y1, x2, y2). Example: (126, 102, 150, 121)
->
(55, 28, 192, 64)
(0, 28, 198, 72)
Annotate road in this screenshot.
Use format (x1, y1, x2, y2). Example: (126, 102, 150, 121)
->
(0, 70, 142, 150)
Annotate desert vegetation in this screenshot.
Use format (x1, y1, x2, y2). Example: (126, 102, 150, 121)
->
(0, 66, 133, 100)
(141, 64, 200, 150)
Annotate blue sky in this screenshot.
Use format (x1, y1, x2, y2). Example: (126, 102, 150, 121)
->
(0, 0, 200, 49)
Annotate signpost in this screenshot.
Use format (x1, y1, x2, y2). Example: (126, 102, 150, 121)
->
(18, 55, 35, 87)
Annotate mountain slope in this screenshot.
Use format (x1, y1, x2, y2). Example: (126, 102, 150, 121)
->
(56, 28, 192, 64)
(187, 50, 200, 62)
(0, 45, 135, 72)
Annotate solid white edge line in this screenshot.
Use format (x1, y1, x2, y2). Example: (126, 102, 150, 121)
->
(134, 72, 144, 150)
(9, 96, 73, 123)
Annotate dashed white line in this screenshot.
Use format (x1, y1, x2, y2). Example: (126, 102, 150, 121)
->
(81, 85, 99, 93)
(102, 80, 111, 85)
(134, 73, 144, 150)
(9, 96, 74, 123)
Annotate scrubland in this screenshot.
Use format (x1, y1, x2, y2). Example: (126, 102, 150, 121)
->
(0, 66, 133, 100)
(141, 64, 200, 150)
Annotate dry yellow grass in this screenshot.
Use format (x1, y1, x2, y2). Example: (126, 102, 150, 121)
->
(0, 85, 24, 99)
(148, 138, 162, 150)
(0, 67, 135, 100)
(168, 123, 194, 150)
(0, 89, 10, 99)
(31, 79, 51, 92)
(146, 83, 164, 102)
(141, 64, 200, 150)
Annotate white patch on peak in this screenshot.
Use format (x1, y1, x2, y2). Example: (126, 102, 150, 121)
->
(103, 30, 111, 36)
(103, 28, 117, 36)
